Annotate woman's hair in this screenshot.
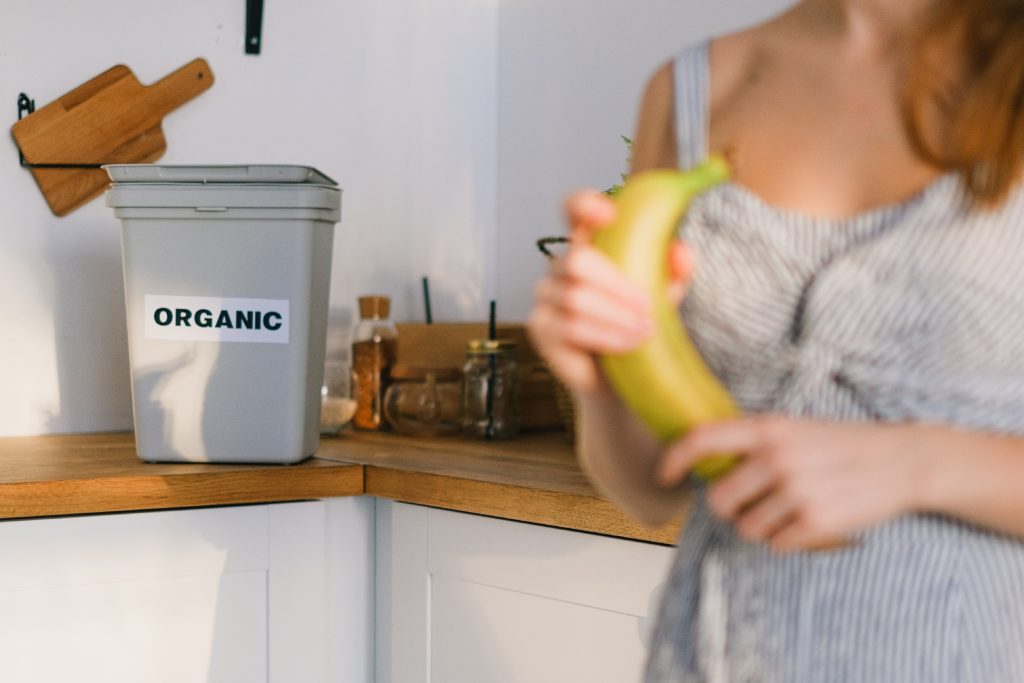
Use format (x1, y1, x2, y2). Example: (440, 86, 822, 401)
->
(903, 0, 1024, 207)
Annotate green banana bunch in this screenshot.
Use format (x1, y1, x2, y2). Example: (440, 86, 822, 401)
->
(592, 155, 739, 481)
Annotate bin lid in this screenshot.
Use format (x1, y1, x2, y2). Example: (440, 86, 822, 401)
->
(104, 164, 341, 213)
(104, 164, 337, 186)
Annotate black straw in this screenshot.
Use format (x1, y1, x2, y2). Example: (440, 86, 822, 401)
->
(485, 299, 497, 439)
(421, 277, 433, 324)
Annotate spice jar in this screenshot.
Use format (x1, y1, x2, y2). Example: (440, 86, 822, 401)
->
(383, 365, 463, 436)
(351, 295, 398, 431)
(462, 339, 520, 439)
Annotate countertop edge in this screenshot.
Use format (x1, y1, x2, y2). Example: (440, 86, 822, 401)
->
(0, 432, 681, 545)
(364, 466, 681, 545)
(0, 462, 364, 521)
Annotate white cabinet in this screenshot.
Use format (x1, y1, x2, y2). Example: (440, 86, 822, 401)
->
(0, 498, 374, 683)
(0, 495, 674, 683)
(375, 501, 676, 683)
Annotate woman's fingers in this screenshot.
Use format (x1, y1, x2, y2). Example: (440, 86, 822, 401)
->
(734, 491, 797, 541)
(658, 419, 761, 485)
(554, 246, 652, 315)
(528, 241, 654, 392)
(531, 189, 693, 395)
(565, 190, 691, 309)
(666, 240, 693, 306)
(526, 300, 599, 390)
(707, 459, 778, 521)
(534, 274, 651, 353)
(565, 191, 617, 234)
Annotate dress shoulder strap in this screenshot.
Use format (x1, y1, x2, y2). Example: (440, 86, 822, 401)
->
(673, 41, 710, 170)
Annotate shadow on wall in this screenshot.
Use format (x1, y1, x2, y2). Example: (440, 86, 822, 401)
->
(42, 216, 134, 435)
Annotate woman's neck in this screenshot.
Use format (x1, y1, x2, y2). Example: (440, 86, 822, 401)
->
(793, 0, 934, 57)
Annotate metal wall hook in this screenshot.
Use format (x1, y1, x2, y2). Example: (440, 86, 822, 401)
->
(17, 93, 34, 119)
(15, 92, 103, 170)
(17, 93, 34, 168)
(246, 0, 264, 55)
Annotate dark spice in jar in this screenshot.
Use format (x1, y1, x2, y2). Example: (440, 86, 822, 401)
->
(350, 295, 398, 431)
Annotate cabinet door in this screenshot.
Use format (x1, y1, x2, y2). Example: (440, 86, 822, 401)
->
(376, 501, 676, 683)
(0, 499, 374, 683)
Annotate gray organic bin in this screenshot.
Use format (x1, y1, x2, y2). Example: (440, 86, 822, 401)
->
(105, 165, 342, 464)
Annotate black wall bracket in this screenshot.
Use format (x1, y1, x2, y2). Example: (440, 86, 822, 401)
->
(15, 93, 102, 169)
(246, 0, 264, 55)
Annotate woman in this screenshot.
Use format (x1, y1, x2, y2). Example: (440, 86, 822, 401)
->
(527, 0, 1024, 680)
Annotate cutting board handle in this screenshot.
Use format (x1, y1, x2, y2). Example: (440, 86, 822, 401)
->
(143, 58, 215, 120)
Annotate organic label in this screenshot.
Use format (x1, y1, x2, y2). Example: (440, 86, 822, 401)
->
(144, 295, 290, 344)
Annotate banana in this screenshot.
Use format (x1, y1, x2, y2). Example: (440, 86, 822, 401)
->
(592, 155, 739, 481)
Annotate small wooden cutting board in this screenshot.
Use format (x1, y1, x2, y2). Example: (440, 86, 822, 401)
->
(11, 58, 215, 216)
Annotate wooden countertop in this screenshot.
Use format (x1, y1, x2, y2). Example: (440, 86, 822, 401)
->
(318, 431, 683, 544)
(0, 431, 681, 545)
(0, 432, 363, 520)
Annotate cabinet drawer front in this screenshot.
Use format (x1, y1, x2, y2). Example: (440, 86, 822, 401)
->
(378, 502, 677, 683)
(427, 505, 674, 615)
(0, 571, 267, 683)
(0, 506, 270, 591)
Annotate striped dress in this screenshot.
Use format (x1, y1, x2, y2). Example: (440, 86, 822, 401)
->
(644, 42, 1024, 682)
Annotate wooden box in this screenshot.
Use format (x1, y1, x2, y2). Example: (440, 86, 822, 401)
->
(395, 323, 566, 433)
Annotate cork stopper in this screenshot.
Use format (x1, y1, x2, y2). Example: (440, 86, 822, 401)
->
(358, 295, 390, 319)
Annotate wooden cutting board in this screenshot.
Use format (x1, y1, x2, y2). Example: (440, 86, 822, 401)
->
(11, 58, 214, 216)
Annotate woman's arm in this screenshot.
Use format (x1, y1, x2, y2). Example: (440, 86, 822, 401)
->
(915, 425, 1024, 538)
(529, 190, 686, 526)
(657, 416, 1024, 549)
(573, 61, 687, 526)
(573, 379, 687, 527)
(527, 60, 689, 527)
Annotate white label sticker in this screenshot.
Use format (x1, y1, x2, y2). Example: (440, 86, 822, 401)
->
(145, 295, 290, 344)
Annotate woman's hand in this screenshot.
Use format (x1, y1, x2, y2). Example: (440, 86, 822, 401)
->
(526, 189, 695, 525)
(657, 416, 928, 551)
(527, 190, 692, 394)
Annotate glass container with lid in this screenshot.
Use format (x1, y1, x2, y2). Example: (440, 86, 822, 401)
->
(461, 339, 520, 439)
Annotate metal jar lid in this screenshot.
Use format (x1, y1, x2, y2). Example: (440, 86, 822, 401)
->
(466, 339, 517, 355)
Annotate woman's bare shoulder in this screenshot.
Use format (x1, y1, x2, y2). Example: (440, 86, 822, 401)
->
(631, 61, 678, 173)
(708, 17, 795, 122)
(631, 9, 797, 172)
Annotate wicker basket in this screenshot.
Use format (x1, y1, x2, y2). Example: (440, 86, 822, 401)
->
(538, 237, 577, 438)
(551, 374, 576, 440)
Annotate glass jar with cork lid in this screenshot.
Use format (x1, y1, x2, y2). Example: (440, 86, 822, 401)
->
(350, 295, 398, 431)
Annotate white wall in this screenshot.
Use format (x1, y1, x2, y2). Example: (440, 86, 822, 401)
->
(496, 0, 794, 320)
(0, 0, 497, 436)
(0, 0, 789, 437)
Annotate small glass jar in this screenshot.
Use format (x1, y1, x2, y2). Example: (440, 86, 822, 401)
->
(383, 365, 463, 436)
(462, 339, 520, 439)
(320, 359, 356, 435)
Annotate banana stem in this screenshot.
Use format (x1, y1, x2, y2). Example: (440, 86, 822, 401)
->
(684, 154, 731, 194)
